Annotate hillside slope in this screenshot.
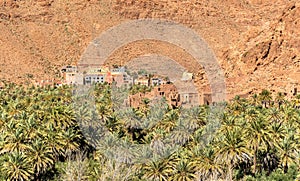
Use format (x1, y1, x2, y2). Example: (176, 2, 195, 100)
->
(0, 0, 299, 98)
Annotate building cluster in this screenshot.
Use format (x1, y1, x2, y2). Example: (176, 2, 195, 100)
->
(60, 65, 131, 86)
(60, 65, 170, 87)
(34, 66, 299, 108)
(128, 84, 181, 108)
(127, 83, 208, 108)
(60, 65, 206, 108)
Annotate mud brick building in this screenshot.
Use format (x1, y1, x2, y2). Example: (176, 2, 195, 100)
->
(128, 84, 181, 108)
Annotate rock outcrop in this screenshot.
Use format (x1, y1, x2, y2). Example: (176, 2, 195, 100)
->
(0, 0, 299, 99)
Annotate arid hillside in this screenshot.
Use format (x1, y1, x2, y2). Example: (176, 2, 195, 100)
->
(0, 0, 299, 99)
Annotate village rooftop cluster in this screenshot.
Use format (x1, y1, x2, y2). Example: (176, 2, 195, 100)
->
(60, 65, 170, 87)
(33, 65, 299, 108)
(59, 65, 208, 108)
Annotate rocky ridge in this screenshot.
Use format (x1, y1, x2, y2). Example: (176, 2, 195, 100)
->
(0, 0, 299, 99)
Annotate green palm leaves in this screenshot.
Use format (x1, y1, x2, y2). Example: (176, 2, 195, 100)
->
(0, 82, 299, 180)
(0, 83, 83, 180)
(2, 152, 33, 181)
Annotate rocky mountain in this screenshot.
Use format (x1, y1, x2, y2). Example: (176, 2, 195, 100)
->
(0, 0, 299, 99)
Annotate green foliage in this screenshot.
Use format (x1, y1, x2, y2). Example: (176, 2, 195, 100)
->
(0, 83, 86, 180)
(129, 84, 152, 95)
(244, 165, 298, 181)
(0, 84, 299, 180)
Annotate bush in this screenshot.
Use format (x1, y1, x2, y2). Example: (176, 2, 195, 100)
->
(243, 165, 298, 181)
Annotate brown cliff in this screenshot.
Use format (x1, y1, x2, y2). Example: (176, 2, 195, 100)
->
(0, 0, 299, 98)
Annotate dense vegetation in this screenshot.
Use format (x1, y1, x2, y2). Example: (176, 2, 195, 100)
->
(0, 82, 300, 180)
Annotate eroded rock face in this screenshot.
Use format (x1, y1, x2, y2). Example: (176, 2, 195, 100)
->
(0, 0, 299, 98)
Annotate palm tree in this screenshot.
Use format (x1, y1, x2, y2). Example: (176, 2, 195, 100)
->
(250, 93, 260, 106)
(142, 159, 172, 181)
(20, 113, 38, 141)
(215, 128, 249, 180)
(219, 112, 239, 132)
(245, 113, 272, 174)
(229, 95, 248, 116)
(180, 106, 207, 132)
(61, 127, 81, 153)
(292, 94, 300, 108)
(2, 127, 28, 153)
(269, 121, 285, 148)
(43, 125, 65, 158)
(1, 151, 33, 181)
(169, 158, 196, 181)
(156, 109, 178, 132)
(282, 104, 298, 125)
(275, 92, 286, 108)
(192, 146, 223, 180)
(27, 139, 54, 177)
(267, 107, 282, 123)
(277, 132, 298, 173)
(259, 89, 272, 108)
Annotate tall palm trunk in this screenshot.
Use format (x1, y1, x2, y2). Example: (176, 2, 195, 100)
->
(228, 162, 233, 181)
(253, 146, 258, 174)
(253, 153, 257, 174)
(284, 161, 288, 173)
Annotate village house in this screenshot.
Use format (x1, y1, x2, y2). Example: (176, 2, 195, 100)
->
(127, 92, 146, 108)
(113, 73, 134, 87)
(181, 72, 193, 81)
(128, 83, 181, 108)
(82, 66, 108, 85)
(61, 65, 77, 73)
(61, 65, 134, 87)
(110, 66, 134, 87)
(123, 73, 134, 86)
(181, 92, 200, 106)
(98, 68, 132, 86)
(178, 88, 201, 107)
(151, 77, 161, 86)
(150, 77, 167, 86)
(111, 66, 126, 74)
(175, 80, 202, 107)
(135, 76, 150, 86)
(84, 74, 106, 85)
(154, 84, 181, 107)
(199, 93, 212, 105)
(61, 65, 78, 85)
